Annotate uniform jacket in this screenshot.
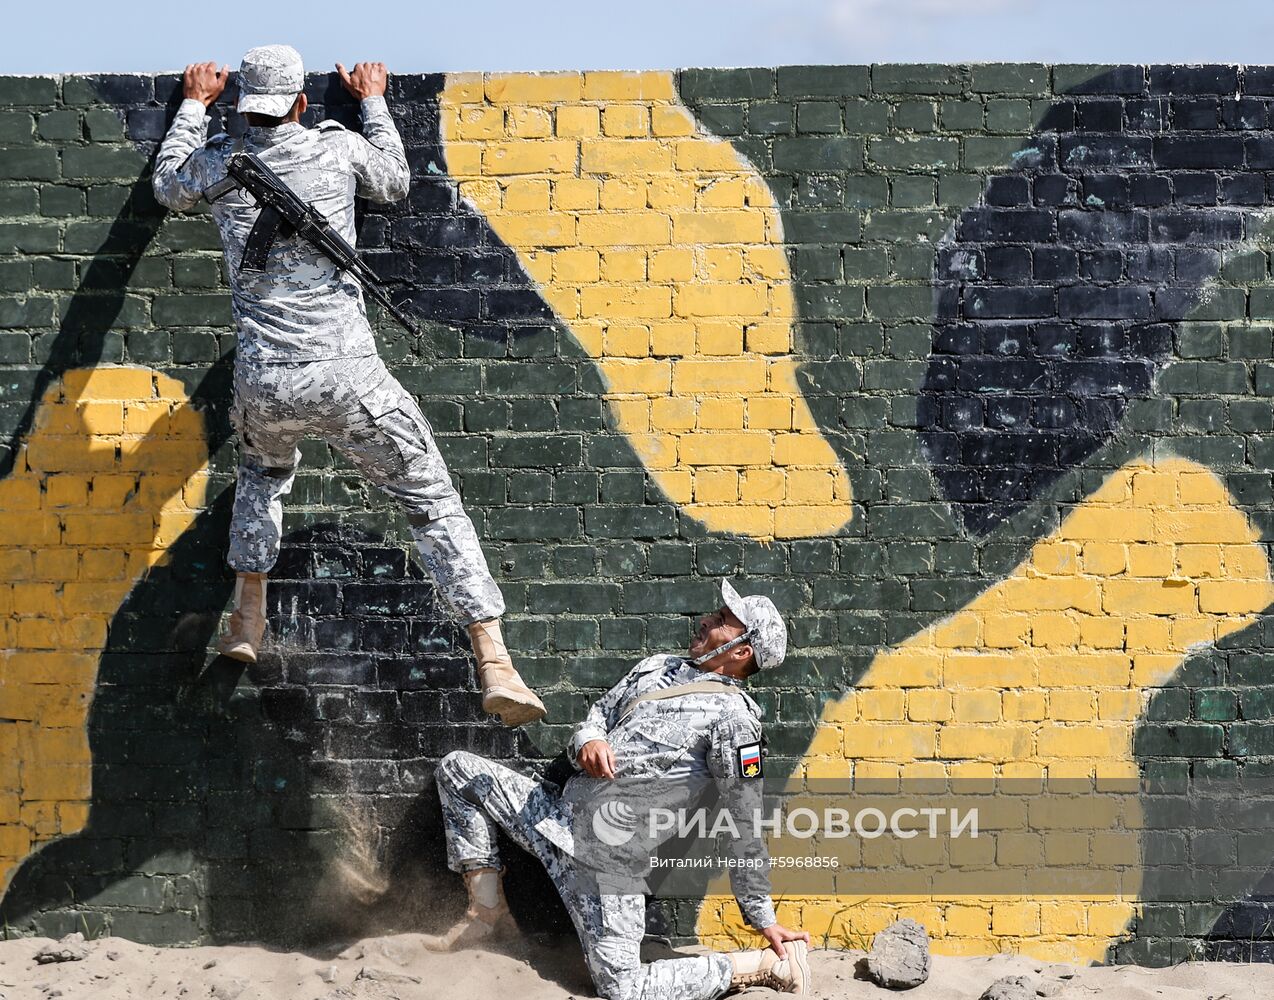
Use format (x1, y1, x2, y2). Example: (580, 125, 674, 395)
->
(151, 96, 410, 364)
(544, 653, 776, 930)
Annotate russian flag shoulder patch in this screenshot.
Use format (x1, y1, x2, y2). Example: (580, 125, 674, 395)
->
(737, 741, 763, 779)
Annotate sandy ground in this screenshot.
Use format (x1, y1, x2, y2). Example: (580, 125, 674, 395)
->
(0, 931, 1269, 1000)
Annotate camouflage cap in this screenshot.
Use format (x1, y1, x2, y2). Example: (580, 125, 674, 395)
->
(720, 579, 787, 670)
(237, 44, 304, 117)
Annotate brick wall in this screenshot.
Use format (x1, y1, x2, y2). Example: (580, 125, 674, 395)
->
(2, 64, 1274, 965)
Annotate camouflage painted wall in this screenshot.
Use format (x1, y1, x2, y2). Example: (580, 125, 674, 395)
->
(2, 64, 1274, 966)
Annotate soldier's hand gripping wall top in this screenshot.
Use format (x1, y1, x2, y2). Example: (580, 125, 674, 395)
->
(151, 45, 546, 727)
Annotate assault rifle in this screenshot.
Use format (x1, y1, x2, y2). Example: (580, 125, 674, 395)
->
(224, 151, 421, 337)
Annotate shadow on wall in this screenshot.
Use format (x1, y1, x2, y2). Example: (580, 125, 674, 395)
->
(0, 511, 566, 946)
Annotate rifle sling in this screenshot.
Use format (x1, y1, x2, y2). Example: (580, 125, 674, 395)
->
(616, 681, 747, 725)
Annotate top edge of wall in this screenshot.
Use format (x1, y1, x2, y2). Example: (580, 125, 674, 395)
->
(4, 62, 1274, 80)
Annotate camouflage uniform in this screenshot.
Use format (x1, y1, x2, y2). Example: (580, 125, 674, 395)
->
(436, 654, 775, 1000)
(227, 354, 501, 622)
(151, 66, 503, 625)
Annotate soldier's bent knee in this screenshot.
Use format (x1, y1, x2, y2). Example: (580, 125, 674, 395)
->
(436, 749, 479, 788)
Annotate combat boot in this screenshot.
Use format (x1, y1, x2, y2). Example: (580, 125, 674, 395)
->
(728, 940, 810, 995)
(468, 619, 547, 727)
(216, 572, 268, 663)
(421, 867, 517, 952)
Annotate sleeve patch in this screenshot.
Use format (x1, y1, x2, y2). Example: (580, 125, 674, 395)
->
(737, 742, 763, 779)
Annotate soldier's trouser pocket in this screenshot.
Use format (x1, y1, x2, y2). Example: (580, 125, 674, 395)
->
(353, 377, 442, 483)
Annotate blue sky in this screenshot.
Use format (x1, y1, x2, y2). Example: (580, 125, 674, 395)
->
(6, 0, 1274, 73)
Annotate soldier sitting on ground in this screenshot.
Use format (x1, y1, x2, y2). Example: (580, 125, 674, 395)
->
(427, 580, 813, 999)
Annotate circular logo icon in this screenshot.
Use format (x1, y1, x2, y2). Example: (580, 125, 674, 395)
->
(591, 799, 638, 847)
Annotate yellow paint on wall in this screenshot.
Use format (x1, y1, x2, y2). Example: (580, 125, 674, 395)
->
(440, 72, 853, 541)
(0, 367, 208, 896)
(695, 458, 1273, 962)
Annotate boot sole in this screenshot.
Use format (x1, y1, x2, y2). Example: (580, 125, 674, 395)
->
(786, 940, 811, 995)
(217, 641, 258, 664)
(482, 688, 547, 727)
